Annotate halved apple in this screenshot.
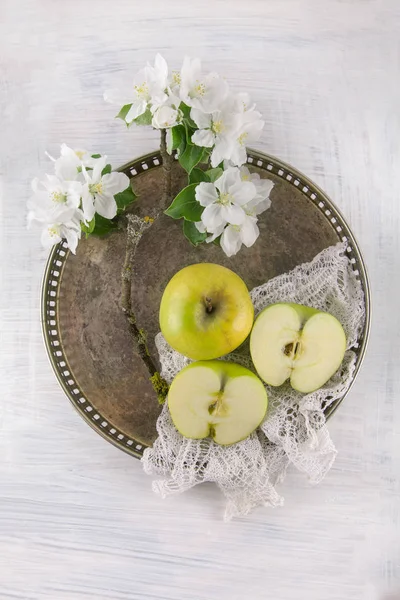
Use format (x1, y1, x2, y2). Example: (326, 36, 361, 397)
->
(168, 360, 268, 445)
(250, 303, 346, 393)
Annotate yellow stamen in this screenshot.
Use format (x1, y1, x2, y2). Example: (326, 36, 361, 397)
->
(51, 191, 66, 203)
(212, 119, 224, 135)
(194, 81, 206, 96)
(89, 182, 103, 195)
(134, 82, 149, 98)
(48, 226, 59, 237)
(172, 72, 181, 86)
(238, 132, 248, 146)
(219, 193, 232, 206)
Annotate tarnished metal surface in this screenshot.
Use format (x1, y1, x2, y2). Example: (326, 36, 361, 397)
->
(42, 151, 371, 457)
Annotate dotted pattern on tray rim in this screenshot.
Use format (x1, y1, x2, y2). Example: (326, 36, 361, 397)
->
(42, 151, 370, 459)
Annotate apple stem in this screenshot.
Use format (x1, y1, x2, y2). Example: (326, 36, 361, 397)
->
(204, 297, 213, 313)
(160, 129, 173, 209)
(121, 214, 169, 403)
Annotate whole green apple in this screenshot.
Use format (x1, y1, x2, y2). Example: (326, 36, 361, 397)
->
(159, 263, 254, 360)
(250, 302, 347, 393)
(168, 360, 268, 445)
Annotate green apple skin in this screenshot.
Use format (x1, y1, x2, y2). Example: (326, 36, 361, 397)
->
(168, 360, 268, 445)
(250, 303, 347, 393)
(159, 263, 254, 360)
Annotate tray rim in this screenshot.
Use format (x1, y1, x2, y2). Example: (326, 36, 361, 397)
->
(41, 149, 371, 459)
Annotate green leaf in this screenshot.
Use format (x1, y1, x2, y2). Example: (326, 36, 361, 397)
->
(179, 144, 206, 174)
(81, 216, 96, 238)
(183, 220, 207, 246)
(116, 104, 132, 123)
(91, 154, 102, 159)
(134, 108, 152, 126)
(200, 148, 211, 165)
(212, 234, 222, 246)
(206, 167, 223, 183)
(114, 184, 137, 213)
(170, 125, 186, 155)
(101, 164, 112, 176)
(180, 103, 197, 129)
(91, 215, 118, 237)
(164, 183, 203, 222)
(189, 168, 210, 184)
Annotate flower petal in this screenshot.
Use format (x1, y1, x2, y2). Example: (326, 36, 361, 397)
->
(201, 203, 225, 230)
(152, 106, 179, 129)
(246, 196, 271, 215)
(190, 108, 211, 129)
(195, 182, 218, 207)
(41, 225, 62, 248)
(221, 225, 242, 257)
(102, 172, 130, 196)
(103, 87, 133, 106)
(255, 178, 274, 199)
(190, 72, 229, 113)
(229, 181, 257, 205)
(82, 186, 96, 222)
(154, 53, 168, 82)
(229, 144, 248, 167)
(192, 129, 215, 148)
(210, 139, 231, 168)
(94, 193, 118, 220)
(91, 156, 108, 184)
(205, 222, 225, 242)
(62, 226, 79, 254)
(55, 146, 81, 181)
(239, 165, 252, 181)
(241, 216, 260, 247)
(195, 221, 206, 233)
(214, 167, 240, 194)
(125, 100, 147, 123)
(220, 203, 245, 226)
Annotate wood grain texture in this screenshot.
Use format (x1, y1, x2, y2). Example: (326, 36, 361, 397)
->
(0, 1, 399, 598)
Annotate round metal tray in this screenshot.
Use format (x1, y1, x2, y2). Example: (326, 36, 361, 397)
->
(41, 150, 371, 459)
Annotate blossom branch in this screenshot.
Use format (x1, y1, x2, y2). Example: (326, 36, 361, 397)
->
(121, 214, 169, 403)
(160, 129, 173, 208)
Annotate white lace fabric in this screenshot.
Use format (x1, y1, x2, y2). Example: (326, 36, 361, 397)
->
(142, 243, 366, 520)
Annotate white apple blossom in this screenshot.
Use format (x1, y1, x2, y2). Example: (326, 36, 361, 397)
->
(239, 165, 274, 214)
(228, 109, 265, 166)
(47, 144, 97, 181)
(151, 91, 181, 129)
(104, 54, 169, 124)
(179, 57, 228, 113)
(81, 156, 130, 221)
(190, 101, 241, 167)
(220, 215, 260, 257)
(169, 70, 182, 93)
(194, 219, 225, 243)
(195, 167, 257, 231)
(28, 175, 82, 225)
(189, 90, 264, 167)
(40, 215, 82, 254)
(233, 92, 256, 114)
(193, 166, 273, 257)
(152, 105, 180, 129)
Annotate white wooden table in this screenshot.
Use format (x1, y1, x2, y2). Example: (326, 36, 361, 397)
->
(1, 2, 399, 599)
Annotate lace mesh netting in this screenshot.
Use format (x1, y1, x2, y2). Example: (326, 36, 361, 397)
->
(142, 243, 366, 520)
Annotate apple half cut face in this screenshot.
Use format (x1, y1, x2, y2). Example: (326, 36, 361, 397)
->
(168, 361, 268, 445)
(250, 303, 346, 393)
